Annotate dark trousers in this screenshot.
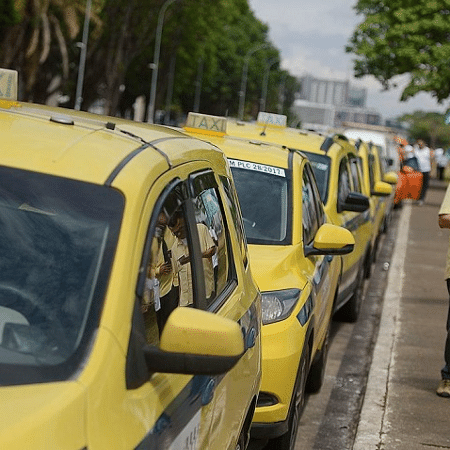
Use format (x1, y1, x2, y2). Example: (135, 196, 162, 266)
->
(157, 285, 179, 333)
(419, 171, 430, 200)
(442, 279, 450, 379)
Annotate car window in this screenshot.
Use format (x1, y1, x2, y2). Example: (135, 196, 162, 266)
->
(338, 158, 352, 205)
(349, 157, 363, 193)
(302, 168, 320, 245)
(368, 154, 376, 191)
(0, 166, 123, 385)
(189, 172, 234, 309)
(140, 173, 235, 343)
(300, 151, 331, 204)
(229, 159, 291, 245)
(220, 175, 249, 269)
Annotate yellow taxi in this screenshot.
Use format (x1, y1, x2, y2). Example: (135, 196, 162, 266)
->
(183, 113, 355, 449)
(0, 69, 261, 450)
(368, 141, 398, 231)
(351, 138, 392, 270)
(228, 113, 372, 322)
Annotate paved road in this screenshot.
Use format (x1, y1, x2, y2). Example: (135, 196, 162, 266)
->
(250, 180, 450, 450)
(249, 191, 400, 450)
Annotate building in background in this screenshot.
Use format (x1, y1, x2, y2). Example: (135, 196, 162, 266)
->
(291, 74, 382, 132)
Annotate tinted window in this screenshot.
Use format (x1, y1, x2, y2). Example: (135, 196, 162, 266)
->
(229, 159, 291, 245)
(0, 167, 123, 385)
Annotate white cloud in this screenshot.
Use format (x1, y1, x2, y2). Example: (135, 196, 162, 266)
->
(249, 0, 447, 119)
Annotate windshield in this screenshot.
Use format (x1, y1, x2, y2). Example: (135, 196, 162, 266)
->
(300, 152, 330, 204)
(0, 166, 123, 385)
(229, 159, 291, 245)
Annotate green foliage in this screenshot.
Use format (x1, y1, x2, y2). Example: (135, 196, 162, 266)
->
(399, 111, 450, 148)
(0, 0, 19, 27)
(346, 0, 450, 102)
(1, 0, 299, 121)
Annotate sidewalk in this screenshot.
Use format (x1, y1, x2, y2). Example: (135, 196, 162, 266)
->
(354, 181, 450, 450)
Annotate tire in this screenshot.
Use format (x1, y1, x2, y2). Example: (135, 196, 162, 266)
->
(337, 264, 365, 323)
(267, 346, 310, 450)
(306, 323, 330, 394)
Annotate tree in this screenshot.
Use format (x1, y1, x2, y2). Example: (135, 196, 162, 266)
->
(0, 0, 103, 102)
(346, 0, 450, 102)
(400, 111, 450, 148)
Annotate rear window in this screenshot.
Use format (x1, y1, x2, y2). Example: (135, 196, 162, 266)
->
(228, 159, 291, 245)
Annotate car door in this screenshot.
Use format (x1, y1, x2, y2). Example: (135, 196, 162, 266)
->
(336, 155, 362, 297)
(123, 164, 259, 449)
(301, 162, 334, 348)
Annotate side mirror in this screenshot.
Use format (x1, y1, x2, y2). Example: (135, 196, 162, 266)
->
(304, 223, 355, 257)
(371, 180, 393, 197)
(338, 191, 370, 213)
(383, 171, 398, 185)
(144, 308, 244, 375)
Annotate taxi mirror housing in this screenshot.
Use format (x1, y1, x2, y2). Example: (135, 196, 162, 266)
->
(304, 223, 355, 257)
(371, 180, 393, 196)
(383, 171, 398, 185)
(143, 307, 245, 375)
(338, 192, 370, 213)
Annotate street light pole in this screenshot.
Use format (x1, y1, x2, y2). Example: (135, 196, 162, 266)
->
(238, 43, 269, 121)
(74, 0, 92, 111)
(147, 0, 177, 123)
(260, 58, 278, 113)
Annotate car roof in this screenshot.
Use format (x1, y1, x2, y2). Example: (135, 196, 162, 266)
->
(0, 101, 222, 185)
(227, 119, 328, 155)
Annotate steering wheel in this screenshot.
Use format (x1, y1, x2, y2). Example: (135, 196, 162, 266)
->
(0, 284, 68, 354)
(0, 284, 51, 321)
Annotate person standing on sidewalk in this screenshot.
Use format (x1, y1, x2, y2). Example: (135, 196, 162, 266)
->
(437, 183, 450, 397)
(414, 139, 433, 205)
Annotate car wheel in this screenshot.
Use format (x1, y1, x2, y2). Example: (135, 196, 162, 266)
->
(338, 264, 365, 323)
(267, 346, 310, 450)
(306, 323, 330, 394)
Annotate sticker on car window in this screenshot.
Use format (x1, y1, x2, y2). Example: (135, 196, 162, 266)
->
(169, 410, 201, 450)
(228, 159, 285, 177)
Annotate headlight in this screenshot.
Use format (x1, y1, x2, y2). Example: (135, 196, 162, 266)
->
(261, 289, 301, 325)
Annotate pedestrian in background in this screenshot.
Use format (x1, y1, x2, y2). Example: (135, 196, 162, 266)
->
(414, 139, 433, 205)
(437, 184, 450, 397)
(435, 147, 448, 181)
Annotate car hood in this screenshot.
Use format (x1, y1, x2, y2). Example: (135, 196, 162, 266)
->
(248, 244, 308, 292)
(0, 381, 86, 449)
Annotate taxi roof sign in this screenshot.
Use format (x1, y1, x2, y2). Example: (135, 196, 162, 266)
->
(184, 112, 227, 136)
(256, 112, 287, 128)
(0, 69, 18, 101)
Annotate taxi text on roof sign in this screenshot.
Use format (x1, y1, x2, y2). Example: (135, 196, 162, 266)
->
(184, 112, 227, 136)
(0, 69, 18, 101)
(256, 112, 287, 128)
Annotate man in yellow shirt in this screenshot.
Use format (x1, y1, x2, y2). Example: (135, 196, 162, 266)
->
(169, 210, 216, 306)
(437, 184, 450, 397)
(153, 212, 178, 331)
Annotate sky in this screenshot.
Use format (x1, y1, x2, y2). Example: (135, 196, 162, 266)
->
(248, 0, 449, 121)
